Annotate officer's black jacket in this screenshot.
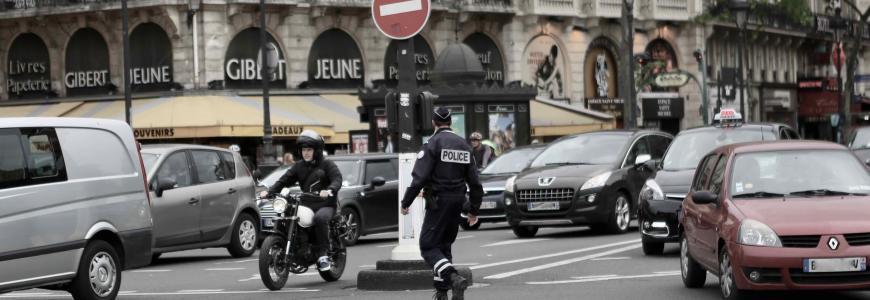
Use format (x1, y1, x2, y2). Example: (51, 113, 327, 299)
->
(401, 127, 484, 215)
(267, 159, 342, 209)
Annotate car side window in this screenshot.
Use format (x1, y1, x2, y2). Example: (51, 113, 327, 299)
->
(21, 128, 66, 186)
(648, 135, 672, 160)
(708, 156, 727, 194)
(156, 152, 193, 188)
(365, 160, 397, 184)
(191, 150, 226, 184)
(624, 137, 651, 167)
(220, 152, 236, 179)
(692, 154, 717, 191)
(0, 129, 27, 189)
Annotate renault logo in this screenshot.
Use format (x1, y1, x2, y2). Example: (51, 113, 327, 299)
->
(828, 237, 840, 251)
(538, 177, 556, 186)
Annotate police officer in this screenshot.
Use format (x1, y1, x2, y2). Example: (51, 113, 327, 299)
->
(401, 107, 483, 300)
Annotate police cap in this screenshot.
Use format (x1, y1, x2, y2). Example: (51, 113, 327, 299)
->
(432, 106, 451, 122)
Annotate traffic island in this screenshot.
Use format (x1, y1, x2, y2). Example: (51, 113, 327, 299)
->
(357, 260, 473, 291)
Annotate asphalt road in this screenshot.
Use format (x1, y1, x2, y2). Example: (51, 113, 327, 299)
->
(4, 223, 870, 299)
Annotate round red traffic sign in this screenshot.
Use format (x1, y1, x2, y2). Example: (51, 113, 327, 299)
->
(371, 0, 430, 40)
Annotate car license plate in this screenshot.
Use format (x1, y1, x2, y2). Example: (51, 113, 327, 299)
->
(480, 201, 497, 210)
(803, 257, 867, 273)
(528, 201, 559, 211)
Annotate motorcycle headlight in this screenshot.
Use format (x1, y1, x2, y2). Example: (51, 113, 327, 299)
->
(272, 198, 288, 214)
(505, 175, 517, 193)
(738, 219, 782, 247)
(639, 179, 665, 202)
(581, 171, 612, 191)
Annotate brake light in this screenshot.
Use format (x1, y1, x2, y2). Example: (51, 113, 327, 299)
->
(136, 142, 152, 207)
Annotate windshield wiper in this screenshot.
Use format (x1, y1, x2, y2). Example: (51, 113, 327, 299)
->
(732, 191, 786, 198)
(545, 162, 593, 166)
(789, 189, 868, 197)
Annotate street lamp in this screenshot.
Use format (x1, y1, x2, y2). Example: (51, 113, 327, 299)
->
(731, 0, 748, 121)
(122, 0, 131, 125)
(622, 0, 636, 129)
(829, 0, 847, 143)
(258, 0, 280, 175)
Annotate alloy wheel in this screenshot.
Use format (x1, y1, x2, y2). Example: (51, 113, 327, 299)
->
(615, 196, 630, 231)
(88, 251, 117, 297)
(239, 220, 257, 251)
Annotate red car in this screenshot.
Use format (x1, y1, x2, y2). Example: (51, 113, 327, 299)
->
(680, 140, 870, 299)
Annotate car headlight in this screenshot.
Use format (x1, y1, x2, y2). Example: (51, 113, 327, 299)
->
(639, 179, 665, 202)
(272, 198, 288, 214)
(505, 175, 517, 193)
(738, 219, 782, 247)
(581, 171, 612, 191)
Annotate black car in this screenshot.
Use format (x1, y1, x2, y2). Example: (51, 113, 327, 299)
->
(638, 121, 800, 255)
(848, 126, 870, 165)
(258, 153, 398, 246)
(460, 143, 547, 230)
(504, 130, 673, 238)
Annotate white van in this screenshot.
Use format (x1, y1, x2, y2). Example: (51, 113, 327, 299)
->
(0, 117, 153, 300)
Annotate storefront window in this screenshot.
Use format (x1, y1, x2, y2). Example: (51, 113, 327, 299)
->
(489, 105, 516, 155)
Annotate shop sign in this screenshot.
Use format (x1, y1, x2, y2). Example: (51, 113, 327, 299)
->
(65, 28, 111, 96)
(463, 33, 505, 84)
(641, 94, 684, 119)
(308, 29, 364, 89)
(522, 35, 567, 100)
(272, 125, 304, 136)
(134, 128, 175, 139)
(798, 78, 838, 92)
(586, 98, 624, 117)
(225, 28, 286, 89)
(384, 35, 433, 86)
(130, 23, 174, 92)
(654, 72, 690, 88)
(7, 33, 51, 98)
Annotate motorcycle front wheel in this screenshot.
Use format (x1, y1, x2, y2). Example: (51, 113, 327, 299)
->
(259, 235, 290, 290)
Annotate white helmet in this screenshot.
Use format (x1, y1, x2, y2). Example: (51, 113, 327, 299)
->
(295, 205, 315, 228)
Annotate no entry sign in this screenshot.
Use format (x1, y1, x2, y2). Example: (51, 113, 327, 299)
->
(371, 0, 431, 40)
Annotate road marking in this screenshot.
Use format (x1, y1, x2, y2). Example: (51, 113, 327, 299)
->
(481, 238, 552, 248)
(379, 0, 423, 16)
(205, 268, 246, 271)
(483, 244, 642, 279)
(527, 271, 681, 285)
(654, 270, 682, 274)
(359, 264, 376, 268)
(454, 263, 479, 266)
(119, 291, 137, 294)
(178, 289, 224, 293)
(2, 292, 54, 296)
(239, 274, 260, 282)
(591, 257, 630, 261)
(131, 269, 172, 273)
(457, 235, 474, 240)
(0, 290, 322, 298)
(470, 239, 639, 270)
(570, 275, 618, 280)
(297, 272, 319, 276)
(215, 258, 259, 265)
(377, 243, 398, 248)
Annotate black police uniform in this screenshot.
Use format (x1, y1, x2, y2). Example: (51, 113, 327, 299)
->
(401, 108, 484, 291)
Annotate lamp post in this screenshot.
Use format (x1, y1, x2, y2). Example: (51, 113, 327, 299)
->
(122, 0, 131, 125)
(694, 48, 710, 125)
(622, 0, 636, 129)
(731, 0, 748, 121)
(258, 0, 280, 174)
(829, 0, 847, 143)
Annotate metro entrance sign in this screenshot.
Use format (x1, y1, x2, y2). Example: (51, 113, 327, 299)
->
(371, 0, 431, 40)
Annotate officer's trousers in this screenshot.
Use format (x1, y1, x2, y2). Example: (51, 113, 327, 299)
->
(419, 193, 463, 291)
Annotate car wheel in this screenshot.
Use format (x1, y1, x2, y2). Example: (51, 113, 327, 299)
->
(680, 236, 706, 288)
(642, 240, 664, 255)
(511, 225, 538, 238)
(228, 213, 257, 258)
(601, 193, 631, 234)
(719, 245, 748, 299)
(69, 240, 121, 300)
(340, 207, 361, 246)
(460, 219, 482, 231)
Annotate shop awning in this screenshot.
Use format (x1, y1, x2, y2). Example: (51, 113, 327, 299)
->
(0, 101, 83, 117)
(251, 94, 368, 144)
(530, 98, 615, 137)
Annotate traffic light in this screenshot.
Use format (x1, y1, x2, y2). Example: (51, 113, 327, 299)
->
(384, 91, 399, 131)
(693, 48, 704, 64)
(417, 91, 438, 134)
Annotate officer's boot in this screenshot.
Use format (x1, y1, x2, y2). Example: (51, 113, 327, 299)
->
(433, 289, 448, 300)
(449, 272, 468, 300)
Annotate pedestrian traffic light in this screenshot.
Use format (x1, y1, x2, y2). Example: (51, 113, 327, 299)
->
(693, 48, 703, 64)
(384, 91, 399, 131)
(417, 91, 438, 134)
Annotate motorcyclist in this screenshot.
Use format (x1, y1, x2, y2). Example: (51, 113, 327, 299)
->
(469, 132, 496, 171)
(259, 130, 342, 272)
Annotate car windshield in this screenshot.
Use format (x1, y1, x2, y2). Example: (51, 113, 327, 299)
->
(334, 160, 360, 186)
(530, 134, 630, 167)
(481, 147, 545, 175)
(850, 128, 870, 150)
(259, 165, 291, 188)
(663, 128, 772, 170)
(141, 153, 159, 171)
(730, 150, 870, 197)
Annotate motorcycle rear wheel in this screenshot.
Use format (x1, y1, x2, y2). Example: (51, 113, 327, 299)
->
(319, 233, 347, 282)
(259, 235, 290, 290)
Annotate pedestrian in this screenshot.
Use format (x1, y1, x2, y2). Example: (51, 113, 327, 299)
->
(401, 107, 484, 300)
(283, 152, 295, 166)
(469, 131, 496, 171)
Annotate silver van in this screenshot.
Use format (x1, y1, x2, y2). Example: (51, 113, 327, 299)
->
(140, 144, 258, 259)
(0, 118, 153, 300)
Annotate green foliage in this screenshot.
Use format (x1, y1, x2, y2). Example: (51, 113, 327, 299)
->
(692, 0, 813, 27)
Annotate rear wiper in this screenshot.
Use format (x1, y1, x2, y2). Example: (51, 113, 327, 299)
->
(732, 191, 786, 198)
(789, 189, 867, 196)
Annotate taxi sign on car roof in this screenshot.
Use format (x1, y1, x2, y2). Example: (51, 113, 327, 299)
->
(714, 108, 743, 127)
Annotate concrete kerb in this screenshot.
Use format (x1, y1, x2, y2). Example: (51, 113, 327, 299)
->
(357, 260, 473, 291)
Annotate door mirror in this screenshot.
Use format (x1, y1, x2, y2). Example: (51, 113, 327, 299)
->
(366, 176, 386, 191)
(634, 154, 652, 167)
(692, 191, 719, 205)
(155, 178, 177, 198)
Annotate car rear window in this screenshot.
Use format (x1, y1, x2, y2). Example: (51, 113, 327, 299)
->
(662, 128, 772, 170)
(220, 152, 236, 179)
(0, 129, 27, 189)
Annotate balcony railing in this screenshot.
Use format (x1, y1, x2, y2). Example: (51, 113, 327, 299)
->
(527, 0, 579, 17)
(580, 0, 620, 18)
(463, 0, 513, 13)
(1, 0, 116, 11)
(638, 0, 688, 21)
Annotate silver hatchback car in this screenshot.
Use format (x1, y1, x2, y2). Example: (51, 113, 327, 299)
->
(140, 144, 259, 260)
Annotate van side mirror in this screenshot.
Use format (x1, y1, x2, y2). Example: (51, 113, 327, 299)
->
(692, 191, 719, 205)
(366, 176, 386, 191)
(155, 178, 177, 198)
(634, 154, 652, 167)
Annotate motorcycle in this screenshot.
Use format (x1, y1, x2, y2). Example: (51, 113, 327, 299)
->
(259, 192, 349, 290)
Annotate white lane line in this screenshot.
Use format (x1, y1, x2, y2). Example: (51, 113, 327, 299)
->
(205, 268, 246, 271)
(591, 257, 630, 261)
(470, 239, 640, 270)
(528, 271, 681, 285)
(481, 238, 552, 248)
(654, 270, 682, 274)
(457, 235, 474, 240)
(484, 244, 642, 279)
(297, 272, 320, 276)
(131, 269, 172, 273)
(239, 274, 260, 282)
(119, 291, 138, 294)
(570, 275, 618, 280)
(454, 263, 479, 266)
(3, 292, 55, 296)
(377, 243, 398, 248)
(359, 264, 376, 268)
(178, 289, 225, 293)
(215, 258, 259, 265)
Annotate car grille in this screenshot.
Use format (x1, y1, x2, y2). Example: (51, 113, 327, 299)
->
(789, 269, 870, 285)
(779, 235, 820, 248)
(845, 232, 870, 246)
(516, 188, 574, 204)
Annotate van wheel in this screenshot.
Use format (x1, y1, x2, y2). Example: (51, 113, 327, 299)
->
(228, 213, 257, 258)
(69, 240, 121, 300)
